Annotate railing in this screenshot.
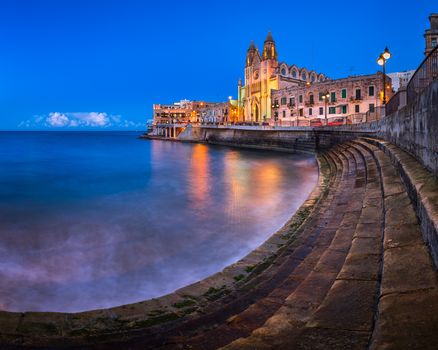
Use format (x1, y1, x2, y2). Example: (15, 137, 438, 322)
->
(407, 45, 438, 103)
(385, 90, 401, 116)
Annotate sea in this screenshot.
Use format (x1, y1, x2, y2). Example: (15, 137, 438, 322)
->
(0, 131, 318, 312)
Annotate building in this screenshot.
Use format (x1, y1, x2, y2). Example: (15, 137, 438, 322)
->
(387, 70, 415, 92)
(424, 13, 438, 56)
(271, 72, 392, 125)
(153, 100, 218, 125)
(237, 32, 328, 122)
(199, 100, 239, 124)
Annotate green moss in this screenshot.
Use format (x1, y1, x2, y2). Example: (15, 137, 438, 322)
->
(173, 299, 197, 309)
(148, 309, 166, 317)
(203, 285, 230, 301)
(133, 312, 180, 328)
(233, 274, 245, 282)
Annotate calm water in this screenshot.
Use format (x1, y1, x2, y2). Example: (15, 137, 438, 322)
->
(0, 131, 317, 312)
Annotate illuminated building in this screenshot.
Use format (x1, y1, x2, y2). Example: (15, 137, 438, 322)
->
(237, 32, 328, 122)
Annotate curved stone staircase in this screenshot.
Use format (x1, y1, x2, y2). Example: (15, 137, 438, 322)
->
(2, 138, 438, 350)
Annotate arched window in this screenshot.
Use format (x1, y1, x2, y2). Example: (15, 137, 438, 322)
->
(281, 68, 286, 75)
(301, 72, 307, 81)
(292, 70, 297, 78)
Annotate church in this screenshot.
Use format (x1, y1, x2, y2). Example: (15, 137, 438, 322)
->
(237, 32, 328, 122)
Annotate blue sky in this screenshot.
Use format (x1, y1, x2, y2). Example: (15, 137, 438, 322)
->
(0, 0, 433, 130)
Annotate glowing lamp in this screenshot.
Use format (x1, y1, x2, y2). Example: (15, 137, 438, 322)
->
(377, 56, 385, 66)
(383, 47, 391, 60)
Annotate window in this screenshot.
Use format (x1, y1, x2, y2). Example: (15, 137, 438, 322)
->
(309, 94, 314, 104)
(319, 92, 324, 101)
(299, 95, 303, 103)
(369, 104, 375, 113)
(292, 70, 297, 78)
(368, 86, 375, 96)
(281, 97, 287, 105)
(311, 75, 316, 82)
(341, 89, 347, 99)
(301, 73, 307, 81)
(342, 105, 347, 114)
(289, 97, 295, 106)
(299, 108, 303, 116)
(309, 108, 313, 116)
(319, 107, 324, 115)
(355, 89, 362, 99)
(282, 110, 286, 118)
(355, 105, 360, 113)
(281, 68, 286, 75)
(329, 107, 336, 114)
(330, 92, 336, 103)
(432, 37, 437, 48)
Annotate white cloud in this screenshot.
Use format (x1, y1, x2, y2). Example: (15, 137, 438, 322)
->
(18, 112, 145, 130)
(46, 112, 70, 127)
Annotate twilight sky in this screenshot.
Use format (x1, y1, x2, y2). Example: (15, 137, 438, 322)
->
(0, 0, 433, 130)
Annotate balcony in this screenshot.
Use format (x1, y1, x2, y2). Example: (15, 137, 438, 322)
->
(350, 96, 363, 102)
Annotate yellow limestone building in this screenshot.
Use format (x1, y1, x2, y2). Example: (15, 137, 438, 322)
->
(238, 32, 327, 122)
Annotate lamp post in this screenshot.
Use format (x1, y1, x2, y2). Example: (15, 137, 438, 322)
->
(321, 91, 330, 125)
(271, 101, 279, 127)
(377, 47, 391, 105)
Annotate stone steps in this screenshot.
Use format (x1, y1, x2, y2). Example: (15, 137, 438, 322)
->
(155, 147, 358, 349)
(218, 144, 375, 350)
(355, 138, 438, 350)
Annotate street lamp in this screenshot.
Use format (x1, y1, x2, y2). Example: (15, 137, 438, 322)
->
(377, 46, 391, 105)
(271, 101, 279, 126)
(321, 91, 330, 125)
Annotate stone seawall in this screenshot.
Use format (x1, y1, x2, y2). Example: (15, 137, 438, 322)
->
(179, 79, 438, 176)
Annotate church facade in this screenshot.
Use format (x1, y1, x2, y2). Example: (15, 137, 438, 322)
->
(237, 32, 328, 122)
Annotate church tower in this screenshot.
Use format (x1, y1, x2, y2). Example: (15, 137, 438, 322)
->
(262, 31, 278, 61)
(238, 32, 281, 122)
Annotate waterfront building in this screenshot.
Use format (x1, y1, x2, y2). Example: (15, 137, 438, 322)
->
(425, 13, 438, 56)
(237, 32, 328, 122)
(271, 72, 392, 125)
(153, 100, 218, 125)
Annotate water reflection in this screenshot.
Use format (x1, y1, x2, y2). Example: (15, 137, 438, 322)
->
(188, 144, 211, 209)
(0, 132, 318, 312)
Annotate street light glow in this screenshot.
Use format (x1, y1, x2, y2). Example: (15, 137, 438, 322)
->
(377, 56, 385, 66)
(383, 47, 391, 60)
